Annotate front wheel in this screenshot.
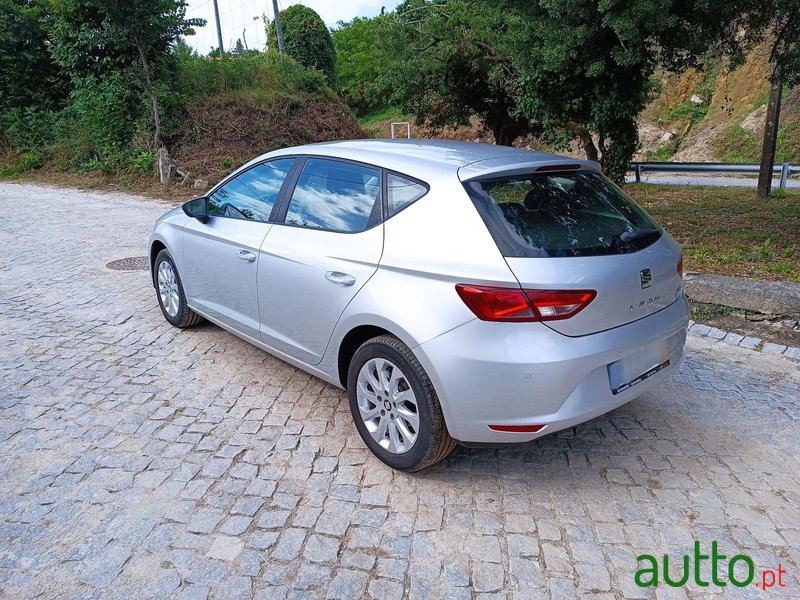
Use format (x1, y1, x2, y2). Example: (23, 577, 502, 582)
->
(154, 249, 203, 328)
(347, 335, 455, 471)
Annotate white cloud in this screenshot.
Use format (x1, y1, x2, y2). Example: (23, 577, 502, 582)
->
(185, 0, 401, 55)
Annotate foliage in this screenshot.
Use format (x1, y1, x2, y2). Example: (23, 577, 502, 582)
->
(713, 124, 758, 163)
(332, 0, 747, 181)
(775, 122, 800, 164)
(47, 0, 203, 157)
(332, 16, 395, 116)
(1, 107, 60, 151)
(645, 144, 675, 162)
(175, 51, 328, 98)
(268, 5, 336, 82)
(0, 151, 44, 177)
(386, 1, 534, 146)
(496, 0, 739, 182)
(0, 0, 68, 116)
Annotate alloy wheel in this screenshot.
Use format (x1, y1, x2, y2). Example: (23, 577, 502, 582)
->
(356, 358, 420, 454)
(157, 260, 180, 318)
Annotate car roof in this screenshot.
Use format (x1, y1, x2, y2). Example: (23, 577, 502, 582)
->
(258, 139, 600, 182)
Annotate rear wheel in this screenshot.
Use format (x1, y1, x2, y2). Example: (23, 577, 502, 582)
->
(347, 335, 455, 471)
(154, 250, 203, 328)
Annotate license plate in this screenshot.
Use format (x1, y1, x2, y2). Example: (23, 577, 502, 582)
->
(608, 340, 670, 395)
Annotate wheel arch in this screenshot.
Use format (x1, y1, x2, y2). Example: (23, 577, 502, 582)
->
(336, 325, 394, 388)
(149, 239, 168, 286)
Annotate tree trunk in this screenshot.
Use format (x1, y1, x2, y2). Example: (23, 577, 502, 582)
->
(565, 122, 598, 161)
(136, 40, 162, 158)
(757, 68, 783, 200)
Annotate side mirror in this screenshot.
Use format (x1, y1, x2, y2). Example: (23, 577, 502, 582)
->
(182, 197, 209, 224)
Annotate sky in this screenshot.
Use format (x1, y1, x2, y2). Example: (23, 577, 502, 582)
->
(184, 0, 402, 55)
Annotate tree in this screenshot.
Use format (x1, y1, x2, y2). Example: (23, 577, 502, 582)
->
(268, 5, 336, 82)
(0, 0, 68, 114)
(332, 16, 394, 116)
(386, 0, 533, 145)
(739, 1, 800, 199)
(49, 0, 203, 153)
(497, 0, 737, 182)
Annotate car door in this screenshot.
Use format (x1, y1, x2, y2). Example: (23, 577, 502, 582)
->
(257, 157, 384, 364)
(182, 158, 295, 340)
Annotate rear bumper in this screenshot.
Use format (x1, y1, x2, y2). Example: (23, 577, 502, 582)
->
(414, 294, 689, 443)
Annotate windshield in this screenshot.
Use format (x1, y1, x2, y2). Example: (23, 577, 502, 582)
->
(464, 172, 662, 257)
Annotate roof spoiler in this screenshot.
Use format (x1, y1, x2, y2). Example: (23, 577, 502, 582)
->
(458, 157, 602, 182)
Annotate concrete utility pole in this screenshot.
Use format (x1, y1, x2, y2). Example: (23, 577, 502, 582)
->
(271, 0, 285, 55)
(212, 0, 224, 58)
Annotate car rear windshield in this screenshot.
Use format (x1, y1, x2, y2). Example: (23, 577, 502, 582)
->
(464, 171, 662, 257)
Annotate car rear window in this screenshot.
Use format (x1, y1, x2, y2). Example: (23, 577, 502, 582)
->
(464, 171, 662, 257)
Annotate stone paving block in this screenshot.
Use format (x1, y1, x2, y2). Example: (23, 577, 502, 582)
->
(784, 346, 800, 361)
(706, 327, 727, 340)
(762, 342, 787, 355)
(303, 534, 341, 563)
(326, 569, 368, 599)
(723, 332, 744, 346)
(2, 184, 800, 600)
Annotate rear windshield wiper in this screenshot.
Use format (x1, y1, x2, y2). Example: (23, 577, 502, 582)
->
(617, 227, 661, 244)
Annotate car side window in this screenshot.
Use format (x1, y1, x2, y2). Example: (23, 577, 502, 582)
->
(209, 158, 295, 222)
(284, 158, 381, 232)
(387, 172, 428, 217)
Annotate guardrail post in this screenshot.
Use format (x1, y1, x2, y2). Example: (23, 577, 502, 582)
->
(779, 163, 789, 191)
(635, 164, 642, 183)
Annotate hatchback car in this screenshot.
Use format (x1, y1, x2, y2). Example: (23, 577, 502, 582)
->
(150, 140, 688, 471)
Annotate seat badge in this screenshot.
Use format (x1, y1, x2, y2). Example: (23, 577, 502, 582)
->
(640, 268, 652, 289)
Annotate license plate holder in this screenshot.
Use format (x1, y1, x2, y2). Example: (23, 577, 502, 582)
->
(608, 340, 670, 395)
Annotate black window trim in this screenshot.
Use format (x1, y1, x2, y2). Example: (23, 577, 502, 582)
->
(204, 155, 303, 224)
(384, 169, 430, 220)
(271, 155, 386, 235)
(202, 153, 431, 232)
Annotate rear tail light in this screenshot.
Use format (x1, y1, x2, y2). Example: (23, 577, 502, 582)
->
(455, 285, 596, 322)
(525, 290, 596, 320)
(535, 163, 581, 173)
(454, 285, 537, 321)
(677, 254, 684, 278)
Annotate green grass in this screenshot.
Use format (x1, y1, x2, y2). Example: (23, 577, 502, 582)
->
(663, 100, 708, 125)
(712, 120, 800, 164)
(713, 124, 758, 163)
(357, 107, 407, 127)
(644, 144, 676, 162)
(776, 122, 800, 163)
(627, 184, 800, 282)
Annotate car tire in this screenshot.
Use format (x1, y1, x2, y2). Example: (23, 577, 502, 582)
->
(154, 249, 203, 328)
(347, 335, 455, 471)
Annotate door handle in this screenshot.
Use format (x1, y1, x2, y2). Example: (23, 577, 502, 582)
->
(237, 250, 257, 262)
(325, 271, 356, 286)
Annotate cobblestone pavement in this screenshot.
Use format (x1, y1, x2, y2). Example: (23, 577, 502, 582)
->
(1, 183, 799, 600)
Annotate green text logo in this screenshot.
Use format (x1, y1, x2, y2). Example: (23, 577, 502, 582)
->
(636, 541, 787, 590)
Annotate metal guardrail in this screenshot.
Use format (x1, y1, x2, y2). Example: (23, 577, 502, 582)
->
(629, 161, 799, 191)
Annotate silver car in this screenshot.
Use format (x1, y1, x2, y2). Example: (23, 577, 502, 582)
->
(149, 140, 688, 471)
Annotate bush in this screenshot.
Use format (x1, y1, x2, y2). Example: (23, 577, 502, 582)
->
(67, 71, 141, 160)
(267, 5, 336, 82)
(0, 151, 44, 177)
(0, 107, 59, 151)
(175, 52, 328, 99)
